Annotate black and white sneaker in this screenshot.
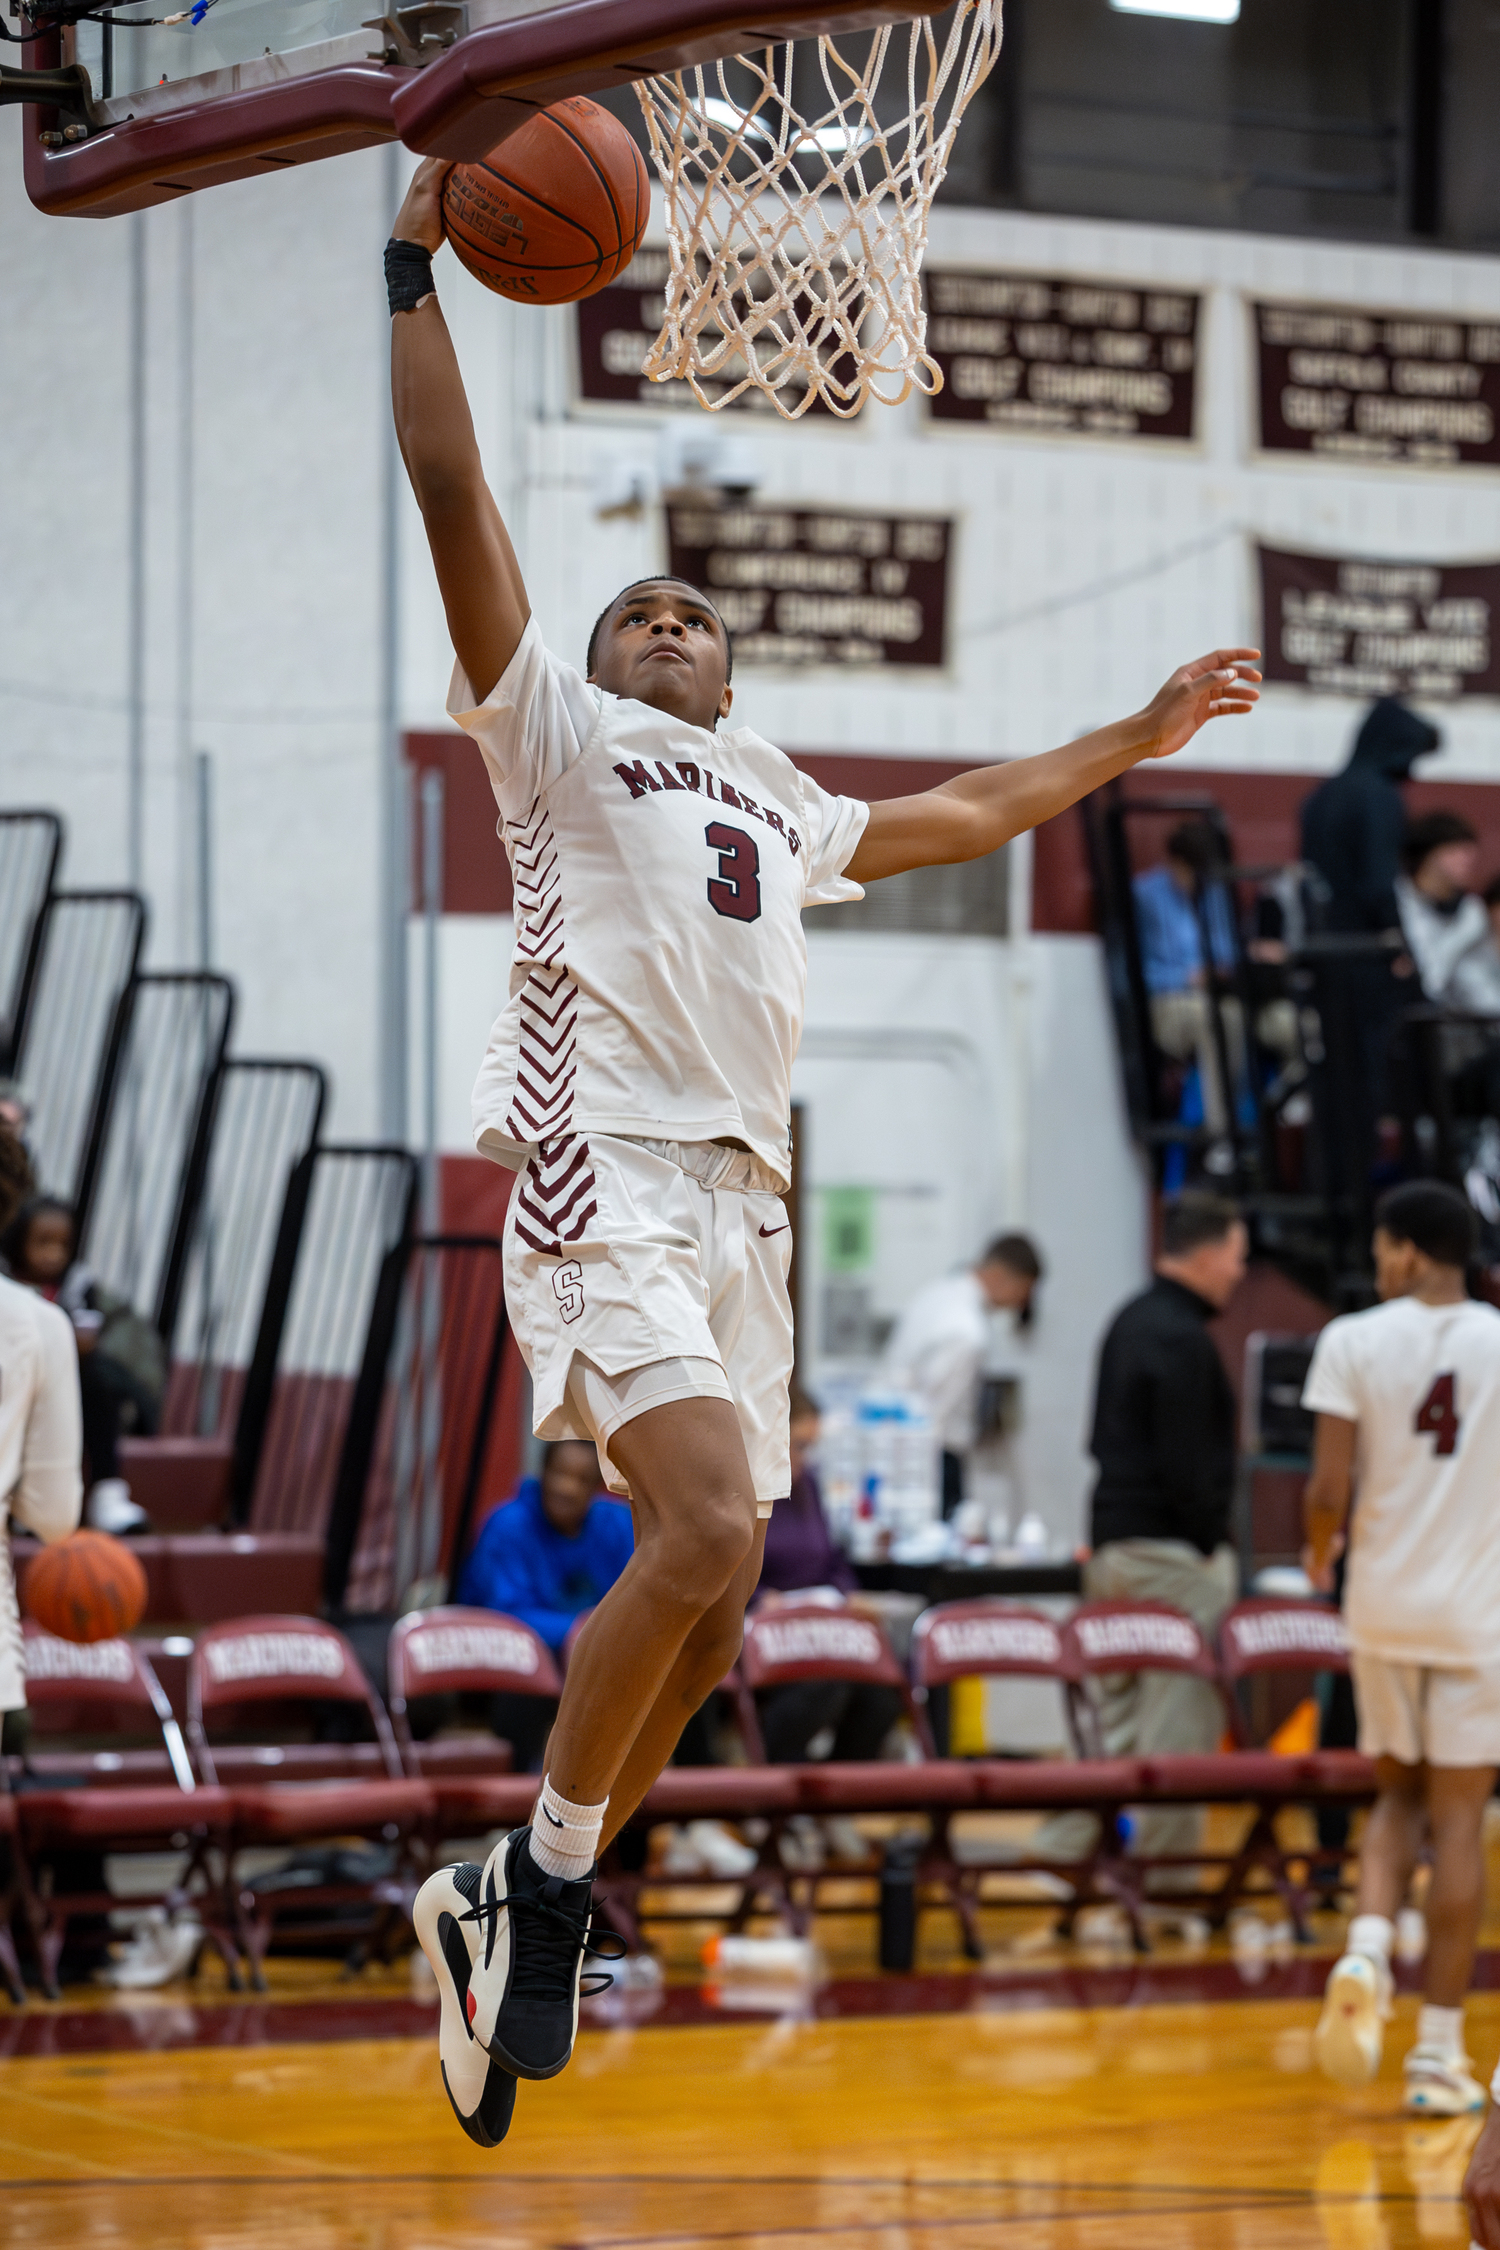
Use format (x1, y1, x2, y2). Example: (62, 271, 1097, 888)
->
(413, 1862, 517, 2147)
(462, 1827, 623, 2081)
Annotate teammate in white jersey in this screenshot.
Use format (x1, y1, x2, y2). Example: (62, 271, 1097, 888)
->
(386, 159, 1261, 2145)
(0, 1124, 84, 1725)
(1302, 1181, 1500, 2115)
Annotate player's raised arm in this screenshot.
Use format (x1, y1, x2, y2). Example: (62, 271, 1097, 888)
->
(388, 158, 529, 704)
(844, 648, 1260, 885)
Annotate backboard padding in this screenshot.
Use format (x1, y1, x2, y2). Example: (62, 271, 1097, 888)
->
(393, 0, 935, 161)
(21, 0, 933, 215)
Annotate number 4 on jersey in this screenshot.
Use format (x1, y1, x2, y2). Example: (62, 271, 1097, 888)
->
(1414, 1371, 1461, 1456)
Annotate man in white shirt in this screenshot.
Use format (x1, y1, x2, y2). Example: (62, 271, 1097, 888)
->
(883, 1235, 1042, 1515)
(386, 156, 1261, 2144)
(1302, 1179, 1500, 2115)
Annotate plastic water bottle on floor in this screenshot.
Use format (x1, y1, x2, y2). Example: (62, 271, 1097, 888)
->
(700, 1934, 819, 1980)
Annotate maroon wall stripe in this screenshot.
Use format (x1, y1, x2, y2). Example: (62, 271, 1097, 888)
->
(1030, 767, 1500, 935)
(404, 733, 1500, 935)
(407, 732, 515, 914)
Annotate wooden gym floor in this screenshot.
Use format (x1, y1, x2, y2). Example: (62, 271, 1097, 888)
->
(1, 1979, 1492, 2250)
(4, 1823, 1499, 2250)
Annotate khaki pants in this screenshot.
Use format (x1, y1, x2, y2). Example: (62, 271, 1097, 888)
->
(1150, 991, 1246, 1138)
(1037, 1538, 1239, 1883)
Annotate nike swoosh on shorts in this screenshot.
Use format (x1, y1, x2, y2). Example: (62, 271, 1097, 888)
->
(759, 1223, 789, 1237)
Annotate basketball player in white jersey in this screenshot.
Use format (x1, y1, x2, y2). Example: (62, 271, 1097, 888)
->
(385, 158, 1261, 2145)
(0, 1125, 84, 1734)
(1302, 1181, 1500, 2115)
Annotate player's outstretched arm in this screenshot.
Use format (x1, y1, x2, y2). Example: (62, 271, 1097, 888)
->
(844, 648, 1260, 884)
(389, 158, 529, 704)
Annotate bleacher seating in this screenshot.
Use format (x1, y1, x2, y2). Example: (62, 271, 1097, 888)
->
(595, 1594, 1375, 1958)
(0, 1589, 1376, 1996)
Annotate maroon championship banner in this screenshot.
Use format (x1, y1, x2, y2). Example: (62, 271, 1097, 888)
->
(1258, 544, 1500, 700)
(576, 248, 850, 418)
(667, 504, 951, 669)
(1255, 301, 1500, 469)
(921, 268, 1199, 440)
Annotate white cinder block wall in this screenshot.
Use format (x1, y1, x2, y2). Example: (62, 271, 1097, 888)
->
(5, 116, 1499, 1535)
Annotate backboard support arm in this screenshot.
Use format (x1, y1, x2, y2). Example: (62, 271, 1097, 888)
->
(20, 0, 933, 216)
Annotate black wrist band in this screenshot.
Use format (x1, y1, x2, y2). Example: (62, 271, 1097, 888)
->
(386, 237, 436, 315)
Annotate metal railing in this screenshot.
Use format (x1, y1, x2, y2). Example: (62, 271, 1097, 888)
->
(0, 810, 61, 1073)
(80, 971, 235, 1329)
(15, 891, 146, 1208)
(163, 1057, 327, 1440)
(239, 1145, 420, 1551)
(340, 1233, 510, 1616)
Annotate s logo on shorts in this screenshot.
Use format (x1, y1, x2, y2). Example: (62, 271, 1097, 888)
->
(551, 1260, 585, 1325)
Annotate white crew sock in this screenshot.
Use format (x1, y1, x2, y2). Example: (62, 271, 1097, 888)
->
(1416, 2002, 1465, 2060)
(529, 1774, 607, 1883)
(1347, 1913, 1394, 1964)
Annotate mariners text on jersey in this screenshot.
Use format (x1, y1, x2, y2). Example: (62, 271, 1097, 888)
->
(447, 618, 868, 1191)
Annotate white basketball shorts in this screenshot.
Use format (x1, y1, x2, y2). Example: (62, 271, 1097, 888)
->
(502, 1133, 795, 1516)
(1351, 1649, 1500, 1769)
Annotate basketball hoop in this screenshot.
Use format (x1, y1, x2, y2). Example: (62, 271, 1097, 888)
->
(635, 0, 1003, 420)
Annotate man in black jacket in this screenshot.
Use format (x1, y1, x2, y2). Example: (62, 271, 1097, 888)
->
(1082, 1190, 1248, 1880)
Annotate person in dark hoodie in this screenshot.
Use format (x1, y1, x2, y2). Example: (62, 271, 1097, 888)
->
(1302, 699, 1442, 937)
(1300, 700, 1442, 1253)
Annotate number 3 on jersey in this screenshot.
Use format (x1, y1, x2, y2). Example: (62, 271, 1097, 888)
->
(1414, 1371, 1461, 1456)
(705, 822, 762, 924)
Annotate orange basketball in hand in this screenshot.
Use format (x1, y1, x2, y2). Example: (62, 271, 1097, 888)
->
(24, 1530, 148, 1644)
(441, 97, 650, 305)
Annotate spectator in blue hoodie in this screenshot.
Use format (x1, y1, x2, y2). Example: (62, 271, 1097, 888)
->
(456, 1440, 633, 1770)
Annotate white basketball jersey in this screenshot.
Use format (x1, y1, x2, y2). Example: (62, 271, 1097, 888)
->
(0, 1277, 83, 1711)
(1302, 1293, 1500, 1666)
(449, 618, 868, 1192)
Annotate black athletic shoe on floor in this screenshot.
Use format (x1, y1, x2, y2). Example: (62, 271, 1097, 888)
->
(413, 1861, 518, 2147)
(463, 1827, 623, 2081)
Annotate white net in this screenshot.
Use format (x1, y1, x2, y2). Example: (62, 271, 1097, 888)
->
(635, 2, 1004, 421)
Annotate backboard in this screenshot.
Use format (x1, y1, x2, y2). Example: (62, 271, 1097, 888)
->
(6, 0, 934, 217)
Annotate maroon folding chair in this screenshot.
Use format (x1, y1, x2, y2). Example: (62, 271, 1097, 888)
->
(736, 1602, 918, 1763)
(729, 1603, 918, 1930)
(1217, 1598, 1349, 1748)
(1055, 1600, 1230, 1932)
(387, 1608, 555, 1845)
(1213, 1596, 1355, 1932)
(0, 1795, 21, 2004)
(187, 1615, 432, 1986)
(1061, 1601, 1227, 1758)
(910, 1601, 1120, 1952)
(14, 1624, 237, 1998)
(909, 1601, 1076, 1756)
